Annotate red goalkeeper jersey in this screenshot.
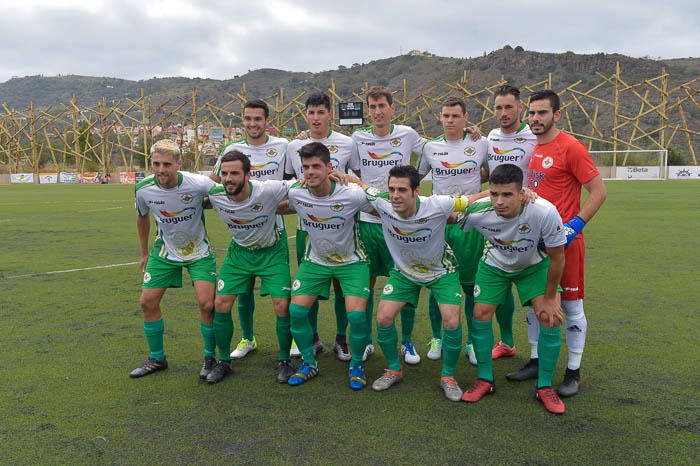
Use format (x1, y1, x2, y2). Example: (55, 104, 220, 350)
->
(527, 131, 599, 222)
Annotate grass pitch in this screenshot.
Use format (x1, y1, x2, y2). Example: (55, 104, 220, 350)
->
(0, 181, 698, 464)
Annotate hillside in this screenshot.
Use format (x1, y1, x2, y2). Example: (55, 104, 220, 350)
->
(1, 48, 698, 109)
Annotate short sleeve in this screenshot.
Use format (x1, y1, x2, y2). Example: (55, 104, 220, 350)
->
(417, 145, 431, 176)
(347, 142, 360, 172)
(541, 206, 566, 248)
(135, 190, 149, 216)
(567, 140, 600, 185)
(411, 130, 427, 155)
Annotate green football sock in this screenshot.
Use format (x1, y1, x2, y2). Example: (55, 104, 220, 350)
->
(537, 324, 562, 388)
(334, 289, 348, 337)
(237, 289, 255, 340)
(365, 290, 375, 346)
(400, 303, 416, 344)
(213, 311, 233, 361)
(495, 287, 515, 347)
(428, 292, 442, 339)
(463, 288, 475, 345)
(347, 310, 368, 366)
(308, 300, 320, 336)
(377, 323, 401, 372)
(200, 320, 216, 358)
(289, 303, 315, 365)
(143, 319, 165, 361)
(275, 315, 293, 361)
(471, 319, 494, 382)
(441, 324, 463, 377)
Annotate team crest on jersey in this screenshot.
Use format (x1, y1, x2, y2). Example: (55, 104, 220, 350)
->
(473, 284, 481, 297)
(390, 138, 402, 147)
(542, 156, 554, 169)
(327, 145, 338, 153)
(518, 223, 531, 234)
(251, 203, 263, 212)
(180, 194, 193, 204)
(330, 202, 344, 212)
(266, 148, 277, 157)
(515, 137, 526, 144)
(383, 284, 394, 295)
(464, 146, 476, 156)
(143, 272, 151, 283)
(217, 279, 225, 291)
(292, 280, 301, 291)
(415, 218, 428, 224)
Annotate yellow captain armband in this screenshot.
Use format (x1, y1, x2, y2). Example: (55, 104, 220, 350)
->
(453, 195, 469, 212)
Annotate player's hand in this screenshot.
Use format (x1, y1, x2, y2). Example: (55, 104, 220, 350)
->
(563, 216, 586, 246)
(139, 255, 149, 273)
(296, 130, 308, 140)
(329, 171, 351, 185)
(464, 125, 482, 141)
(537, 296, 564, 328)
(521, 188, 538, 204)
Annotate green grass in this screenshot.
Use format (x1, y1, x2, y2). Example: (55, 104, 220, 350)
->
(1, 181, 698, 464)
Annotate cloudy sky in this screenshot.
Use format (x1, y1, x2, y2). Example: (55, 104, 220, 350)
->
(0, 0, 697, 83)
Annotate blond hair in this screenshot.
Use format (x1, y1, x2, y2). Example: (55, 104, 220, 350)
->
(150, 139, 181, 159)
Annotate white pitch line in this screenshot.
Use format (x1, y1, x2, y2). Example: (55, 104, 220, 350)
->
(3, 262, 139, 280)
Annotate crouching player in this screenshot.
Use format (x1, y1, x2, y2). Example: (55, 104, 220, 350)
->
(207, 150, 296, 384)
(459, 163, 568, 414)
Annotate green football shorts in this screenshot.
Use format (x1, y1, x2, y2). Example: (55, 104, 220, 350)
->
(142, 249, 217, 289)
(381, 269, 463, 306)
(474, 258, 554, 305)
(217, 239, 291, 298)
(359, 220, 394, 277)
(446, 224, 485, 286)
(292, 260, 370, 299)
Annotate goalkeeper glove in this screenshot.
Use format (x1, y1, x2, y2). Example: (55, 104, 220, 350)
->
(563, 215, 586, 246)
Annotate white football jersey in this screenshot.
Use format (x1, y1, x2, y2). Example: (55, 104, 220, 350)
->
(419, 134, 488, 196)
(208, 180, 293, 250)
(352, 124, 426, 223)
(288, 182, 373, 266)
(214, 135, 288, 180)
(487, 123, 537, 182)
(459, 197, 566, 273)
(365, 188, 468, 283)
(285, 130, 359, 177)
(135, 172, 214, 262)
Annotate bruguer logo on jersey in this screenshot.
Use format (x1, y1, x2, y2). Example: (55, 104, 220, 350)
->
(251, 161, 280, 177)
(158, 208, 196, 225)
(492, 237, 534, 253)
(490, 147, 526, 163)
(387, 225, 433, 244)
(302, 214, 346, 231)
(226, 215, 269, 231)
(362, 151, 402, 167)
(434, 160, 478, 176)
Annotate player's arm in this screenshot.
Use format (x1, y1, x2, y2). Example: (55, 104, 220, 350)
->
(560, 174, 606, 245)
(464, 125, 481, 141)
(136, 214, 151, 272)
(276, 200, 296, 215)
(539, 244, 565, 327)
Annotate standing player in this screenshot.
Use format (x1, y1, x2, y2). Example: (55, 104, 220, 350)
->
(285, 93, 360, 362)
(285, 142, 374, 390)
(210, 99, 288, 360)
(418, 97, 489, 366)
(459, 163, 567, 414)
(508, 89, 607, 397)
(350, 165, 476, 402)
(351, 86, 426, 365)
(206, 151, 296, 383)
(130, 140, 217, 379)
(484, 85, 538, 362)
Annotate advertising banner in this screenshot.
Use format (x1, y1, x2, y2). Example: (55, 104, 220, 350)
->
(10, 173, 34, 183)
(39, 173, 58, 184)
(135, 172, 146, 182)
(120, 172, 136, 184)
(668, 166, 700, 179)
(614, 166, 660, 179)
(59, 172, 78, 183)
(79, 172, 100, 184)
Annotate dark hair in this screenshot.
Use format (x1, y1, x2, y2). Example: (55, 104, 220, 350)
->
(388, 165, 420, 190)
(305, 93, 331, 111)
(298, 142, 331, 164)
(365, 85, 393, 105)
(489, 163, 523, 189)
(494, 85, 520, 101)
(220, 150, 250, 174)
(244, 99, 269, 119)
(442, 96, 466, 114)
(529, 89, 560, 112)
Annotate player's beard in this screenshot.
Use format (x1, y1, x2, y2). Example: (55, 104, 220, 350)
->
(225, 181, 244, 196)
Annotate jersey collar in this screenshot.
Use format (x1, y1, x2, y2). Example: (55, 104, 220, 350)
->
(372, 124, 394, 137)
(245, 134, 270, 146)
(154, 171, 183, 189)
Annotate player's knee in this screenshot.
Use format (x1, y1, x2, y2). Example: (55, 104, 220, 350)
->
(273, 299, 289, 317)
(198, 297, 214, 313)
(442, 314, 460, 330)
(346, 310, 365, 327)
(472, 305, 491, 321)
(139, 294, 158, 314)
